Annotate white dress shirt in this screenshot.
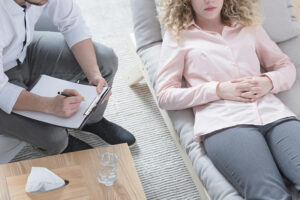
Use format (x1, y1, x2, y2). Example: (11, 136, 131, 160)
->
(0, 0, 92, 114)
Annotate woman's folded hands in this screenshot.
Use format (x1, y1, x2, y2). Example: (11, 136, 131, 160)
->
(216, 75, 273, 103)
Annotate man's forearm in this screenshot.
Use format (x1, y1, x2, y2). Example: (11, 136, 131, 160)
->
(71, 38, 111, 96)
(13, 90, 53, 113)
(71, 38, 101, 80)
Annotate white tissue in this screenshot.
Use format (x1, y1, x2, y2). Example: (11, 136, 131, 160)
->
(25, 167, 66, 193)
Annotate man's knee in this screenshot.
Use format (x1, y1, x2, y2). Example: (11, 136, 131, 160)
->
(42, 127, 68, 155)
(93, 42, 118, 83)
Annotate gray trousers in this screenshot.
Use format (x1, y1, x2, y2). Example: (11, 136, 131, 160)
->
(0, 31, 118, 155)
(204, 117, 300, 200)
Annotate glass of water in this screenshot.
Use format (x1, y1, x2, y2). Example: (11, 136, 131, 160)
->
(97, 146, 120, 186)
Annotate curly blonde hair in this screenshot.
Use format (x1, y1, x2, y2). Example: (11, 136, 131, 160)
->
(158, 0, 262, 39)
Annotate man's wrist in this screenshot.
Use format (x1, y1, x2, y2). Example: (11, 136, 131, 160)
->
(86, 71, 102, 82)
(84, 65, 102, 80)
(42, 97, 55, 114)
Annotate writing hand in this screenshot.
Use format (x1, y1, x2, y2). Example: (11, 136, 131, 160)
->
(51, 89, 84, 118)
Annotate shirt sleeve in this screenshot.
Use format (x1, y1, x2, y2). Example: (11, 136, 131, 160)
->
(44, 0, 92, 48)
(155, 32, 220, 110)
(255, 25, 296, 94)
(0, 45, 24, 114)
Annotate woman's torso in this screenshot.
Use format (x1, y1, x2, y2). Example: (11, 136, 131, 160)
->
(178, 23, 296, 142)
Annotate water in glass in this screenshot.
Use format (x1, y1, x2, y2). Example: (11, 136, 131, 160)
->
(98, 151, 119, 186)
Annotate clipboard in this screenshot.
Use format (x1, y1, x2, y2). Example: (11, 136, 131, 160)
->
(80, 85, 111, 129)
(12, 75, 111, 129)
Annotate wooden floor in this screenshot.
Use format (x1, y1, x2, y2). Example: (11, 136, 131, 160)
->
(294, 0, 300, 19)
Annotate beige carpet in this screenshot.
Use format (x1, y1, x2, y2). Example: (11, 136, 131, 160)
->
(12, 0, 202, 199)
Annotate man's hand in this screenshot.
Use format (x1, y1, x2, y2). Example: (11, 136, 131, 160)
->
(49, 89, 84, 118)
(88, 74, 112, 103)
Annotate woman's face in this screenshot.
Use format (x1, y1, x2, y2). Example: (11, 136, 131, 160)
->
(190, 0, 224, 22)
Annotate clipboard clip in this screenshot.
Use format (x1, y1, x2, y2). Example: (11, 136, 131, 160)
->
(83, 87, 111, 116)
(84, 95, 101, 116)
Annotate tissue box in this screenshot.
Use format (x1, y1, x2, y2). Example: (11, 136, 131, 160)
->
(5, 165, 89, 200)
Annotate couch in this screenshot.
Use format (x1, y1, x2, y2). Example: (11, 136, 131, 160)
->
(130, 0, 300, 199)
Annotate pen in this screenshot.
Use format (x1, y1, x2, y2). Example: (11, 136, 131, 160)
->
(57, 92, 74, 97)
(58, 91, 85, 102)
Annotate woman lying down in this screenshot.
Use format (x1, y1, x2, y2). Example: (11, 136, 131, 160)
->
(156, 0, 300, 199)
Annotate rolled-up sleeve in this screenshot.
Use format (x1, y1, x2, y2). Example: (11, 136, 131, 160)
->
(45, 0, 92, 48)
(156, 32, 220, 110)
(255, 26, 296, 94)
(0, 47, 24, 114)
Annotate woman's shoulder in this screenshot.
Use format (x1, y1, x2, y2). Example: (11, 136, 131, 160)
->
(162, 30, 184, 48)
(235, 21, 263, 32)
(235, 22, 266, 40)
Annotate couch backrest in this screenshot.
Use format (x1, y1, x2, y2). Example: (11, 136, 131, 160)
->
(130, 0, 162, 52)
(131, 0, 300, 51)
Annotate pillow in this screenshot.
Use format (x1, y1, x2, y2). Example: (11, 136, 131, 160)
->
(261, 0, 300, 42)
(130, 0, 162, 52)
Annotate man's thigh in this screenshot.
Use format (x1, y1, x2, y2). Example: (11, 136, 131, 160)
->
(25, 31, 84, 85)
(25, 31, 118, 86)
(0, 110, 68, 155)
(204, 126, 291, 200)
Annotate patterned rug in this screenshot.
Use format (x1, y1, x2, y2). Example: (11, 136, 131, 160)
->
(12, 0, 202, 199)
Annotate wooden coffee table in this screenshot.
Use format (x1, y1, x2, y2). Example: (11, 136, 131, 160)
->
(0, 143, 146, 200)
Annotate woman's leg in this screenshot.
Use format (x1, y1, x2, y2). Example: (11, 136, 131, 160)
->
(204, 126, 291, 200)
(265, 119, 300, 190)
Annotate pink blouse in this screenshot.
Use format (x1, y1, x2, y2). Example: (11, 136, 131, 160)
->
(156, 21, 296, 142)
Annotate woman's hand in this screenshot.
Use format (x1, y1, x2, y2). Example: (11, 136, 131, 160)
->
(88, 74, 112, 103)
(217, 81, 257, 102)
(231, 75, 273, 100)
(49, 89, 84, 118)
